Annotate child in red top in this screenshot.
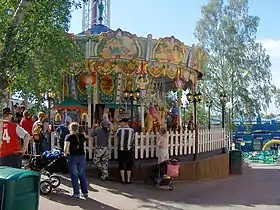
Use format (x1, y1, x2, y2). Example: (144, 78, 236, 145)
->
(20, 110, 34, 135)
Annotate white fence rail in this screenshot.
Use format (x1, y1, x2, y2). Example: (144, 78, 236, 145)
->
(50, 127, 226, 160)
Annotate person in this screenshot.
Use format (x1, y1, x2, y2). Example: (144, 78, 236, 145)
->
(20, 110, 34, 136)
(32, 112, 48, 154)
(56, 116, 71, 149)
(103, 107, 113, 130)
(91, 120, 110, 181)
(64, 122, 88, 198)
(20, 110, 34, 154)
(0, 107, 30, 168)
(157, 128, 169, 164)
(116, 118, 135, 184)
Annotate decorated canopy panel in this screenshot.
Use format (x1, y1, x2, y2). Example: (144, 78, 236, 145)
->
(74, 29, 207, 84)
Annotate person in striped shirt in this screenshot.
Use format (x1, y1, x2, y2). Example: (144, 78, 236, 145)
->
(116, 118, 135, 184)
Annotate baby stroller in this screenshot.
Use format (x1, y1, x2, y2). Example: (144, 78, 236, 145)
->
(28, 148, 68, 195)
(151, 158, 180, 191)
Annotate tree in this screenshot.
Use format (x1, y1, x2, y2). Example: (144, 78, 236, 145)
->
(194, 0, 276, 118)
(0, 0, 85, 104)
(165, 90, 208, 125)
(274, 88, 280, 109)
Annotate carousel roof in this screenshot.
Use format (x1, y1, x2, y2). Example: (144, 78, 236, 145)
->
(52, 97, 87, 112)
(77, 24, 113, 35)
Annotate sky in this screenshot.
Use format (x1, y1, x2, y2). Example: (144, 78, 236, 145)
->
(69, 0, 280, 114)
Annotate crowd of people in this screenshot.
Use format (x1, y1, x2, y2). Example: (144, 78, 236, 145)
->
(0, 105, 170, 198)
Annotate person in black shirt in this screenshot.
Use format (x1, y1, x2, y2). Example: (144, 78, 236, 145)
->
(64, 122, 88, 198)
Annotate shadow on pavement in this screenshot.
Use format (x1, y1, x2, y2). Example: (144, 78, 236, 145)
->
(90, 166, 280, 208)
(59, 175, 99, 192)
(45, 190, 118, 210)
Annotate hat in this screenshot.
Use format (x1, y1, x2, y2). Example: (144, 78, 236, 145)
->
(3, 107, 12, 115)
(100, 121, 109, 128)
(119, 118, 129, 123)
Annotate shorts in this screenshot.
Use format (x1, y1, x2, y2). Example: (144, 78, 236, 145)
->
(118, 150, 134, 171)
(0, 153, 22, 168)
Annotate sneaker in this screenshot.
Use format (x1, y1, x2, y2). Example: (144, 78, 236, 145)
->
(100, 176, 107, 181)
(71, 194, 80, 198)
(82, 193, 88, 198)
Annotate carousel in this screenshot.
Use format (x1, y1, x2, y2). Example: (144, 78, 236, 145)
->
(57, 10, 207, 133)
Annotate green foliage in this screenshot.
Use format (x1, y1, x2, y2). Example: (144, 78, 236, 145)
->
(195, 0, 276, 118)
(274, 88, 280, 109)
(0, 0, 85, 104)
(165, 90, 208, 125)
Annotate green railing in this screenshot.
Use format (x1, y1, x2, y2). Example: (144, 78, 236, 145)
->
(243, 151, 280, 164)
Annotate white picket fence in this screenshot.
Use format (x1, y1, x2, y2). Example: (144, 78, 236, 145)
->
(50, 127, 226, 160)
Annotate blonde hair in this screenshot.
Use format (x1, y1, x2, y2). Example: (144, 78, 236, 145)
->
(38, 112, 45, 121)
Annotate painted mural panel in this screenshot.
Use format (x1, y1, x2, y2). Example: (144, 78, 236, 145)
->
(97, 73, 117, 104)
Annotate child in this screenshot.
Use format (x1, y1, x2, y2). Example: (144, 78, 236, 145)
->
(103, 107, 113, 130)
(157, 128, 169, 164)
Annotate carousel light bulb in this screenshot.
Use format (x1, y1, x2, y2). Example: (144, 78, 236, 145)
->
(186, 92, 193, 102)
(134, 89, 141, 100)
(219, 92, 227, 103)
(196, 92, 202, 102)
(123, 89, 130, 99)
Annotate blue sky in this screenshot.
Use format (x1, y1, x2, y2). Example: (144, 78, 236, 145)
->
(69, 0, 280, 113)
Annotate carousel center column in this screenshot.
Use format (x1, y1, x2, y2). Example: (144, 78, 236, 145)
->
(85, 30, 93, 159)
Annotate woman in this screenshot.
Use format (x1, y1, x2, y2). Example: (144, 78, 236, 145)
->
(157, 128, 169, 164)
(91, 121, 110, 181)
(32, 112, 47, 154)
(64, 122, 88, 198)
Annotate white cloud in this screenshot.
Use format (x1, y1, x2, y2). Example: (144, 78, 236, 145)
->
(259, 39, 280, 114)
(260, 39, 280, 59)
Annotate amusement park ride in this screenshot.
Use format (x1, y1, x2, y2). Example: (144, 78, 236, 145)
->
(52, 0, 208, 133)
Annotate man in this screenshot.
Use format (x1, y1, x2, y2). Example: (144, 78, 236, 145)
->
(0, 107, 30, 168)
(56, 116, 71, 149)
(91, 121, 110, 181)
(116, 118, 135, 184)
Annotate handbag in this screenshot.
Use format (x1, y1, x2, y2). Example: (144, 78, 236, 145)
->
(166, 162, 180, 177)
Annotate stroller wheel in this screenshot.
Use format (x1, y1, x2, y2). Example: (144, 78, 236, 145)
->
(50, 175, 61, 188)
(168, 184, 173, 191)
(40, 180, 52, 195)
(41, 170, 51, 177)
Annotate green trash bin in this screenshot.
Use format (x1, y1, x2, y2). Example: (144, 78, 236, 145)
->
(0, 166, 40, 210)
(229, 150, 242, 174)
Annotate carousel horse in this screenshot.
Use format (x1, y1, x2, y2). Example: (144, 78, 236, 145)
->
(145, 106, 167, 132)
(170, 103, 180, 132)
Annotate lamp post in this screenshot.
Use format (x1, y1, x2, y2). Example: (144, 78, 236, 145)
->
(123, 89, 141, 128)
(181, 102, 188, 130)
(206, 100, 212, 130)
(187, 91, 202, 160)
(219, 92, 227, 129)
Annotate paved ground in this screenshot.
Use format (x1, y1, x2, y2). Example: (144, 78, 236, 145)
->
(39, 164, 280, 210)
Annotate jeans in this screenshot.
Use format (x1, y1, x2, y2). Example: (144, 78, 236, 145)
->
(67, 155, 88, 195)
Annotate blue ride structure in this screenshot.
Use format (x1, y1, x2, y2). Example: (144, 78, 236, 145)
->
(233, 116, 280, 152)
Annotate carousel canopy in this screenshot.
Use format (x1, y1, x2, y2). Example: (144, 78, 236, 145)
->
(52, 97, 87, 112)
(77, 24, 112, 35)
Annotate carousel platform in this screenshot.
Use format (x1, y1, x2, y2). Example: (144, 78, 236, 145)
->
(86, 149, 229, 182)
